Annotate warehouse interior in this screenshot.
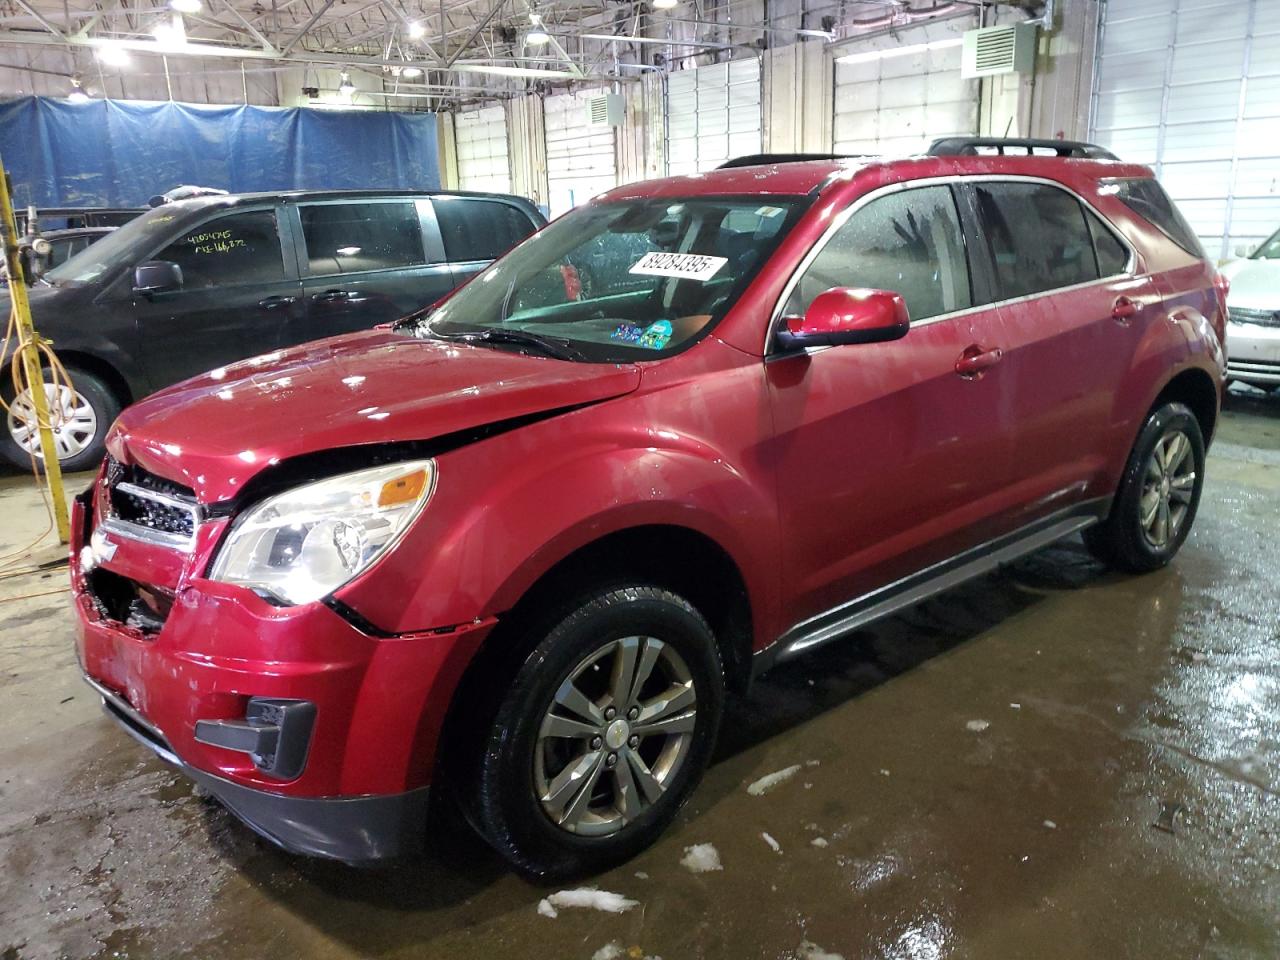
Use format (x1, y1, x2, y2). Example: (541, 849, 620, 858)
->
(1, 0, 1278, 957)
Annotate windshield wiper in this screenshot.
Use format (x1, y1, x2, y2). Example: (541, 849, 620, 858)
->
(450, 327, 587, 362)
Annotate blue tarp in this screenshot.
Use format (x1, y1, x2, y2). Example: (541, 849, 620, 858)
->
(0, 96, 440, 208)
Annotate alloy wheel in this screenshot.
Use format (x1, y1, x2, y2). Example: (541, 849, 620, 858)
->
(1139, 428, 1196, 549)
(534, 635, 697, 837)
(6, 383, 98, 462)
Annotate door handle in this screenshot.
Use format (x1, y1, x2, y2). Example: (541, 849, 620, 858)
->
(955, 345, 1003, 378)
(312, 289, 354, 303)
(258, 295, 297, 310)
(1112, 296, 1139, 322)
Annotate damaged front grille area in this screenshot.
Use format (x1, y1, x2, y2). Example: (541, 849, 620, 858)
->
(102, 457, 200, 549)
(85, 567, 173, 635)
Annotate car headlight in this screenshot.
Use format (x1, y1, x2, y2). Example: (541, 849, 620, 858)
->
(210, 459, 435, 605)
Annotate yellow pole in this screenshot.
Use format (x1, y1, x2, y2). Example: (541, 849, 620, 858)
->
(0, 154, 71, 545)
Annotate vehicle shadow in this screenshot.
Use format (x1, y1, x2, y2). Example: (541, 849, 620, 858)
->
(211, 538, 1113, 954)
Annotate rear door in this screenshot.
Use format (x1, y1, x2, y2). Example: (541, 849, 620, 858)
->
(767, 183, 1017, 627)
(292, 197, 456, 342)
(133, 206, 304, 387)
(431, 195, 541, 287)
(965, 178, 1156, 520)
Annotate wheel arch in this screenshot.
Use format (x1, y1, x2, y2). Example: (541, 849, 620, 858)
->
(1149, 365, 1220, 444)
(50, 350, 134, 409)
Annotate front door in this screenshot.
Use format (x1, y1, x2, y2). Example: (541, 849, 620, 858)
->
(133, 207, 303, 389)
(293, 198, 456, 342)
(767, 183, 1017, 629)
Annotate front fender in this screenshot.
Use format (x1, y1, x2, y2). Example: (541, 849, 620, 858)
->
(335, 417, 782, 650)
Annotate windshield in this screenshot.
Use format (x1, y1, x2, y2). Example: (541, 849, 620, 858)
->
(1253, 227, 1280, 260)
(44, 204, 194, 284)
(415, 195, 807, 361)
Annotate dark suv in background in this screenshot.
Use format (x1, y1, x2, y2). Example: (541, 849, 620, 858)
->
(0, 189, 544, 469)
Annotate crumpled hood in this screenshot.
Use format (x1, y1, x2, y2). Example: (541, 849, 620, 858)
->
(107, 329, 641, 502)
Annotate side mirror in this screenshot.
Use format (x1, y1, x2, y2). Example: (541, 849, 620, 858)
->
(133, 260, 183, 296)
(776, 287, 910, 351)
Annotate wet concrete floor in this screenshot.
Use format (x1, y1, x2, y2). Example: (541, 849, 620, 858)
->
(1, 390, 1277, 959)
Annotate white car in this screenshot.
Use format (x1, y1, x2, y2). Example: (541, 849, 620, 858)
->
(1222, 227, 1280, 389)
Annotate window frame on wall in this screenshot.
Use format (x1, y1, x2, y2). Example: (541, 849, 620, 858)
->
(664, 57, 764, 175)
(1089, 0, 1280, 260)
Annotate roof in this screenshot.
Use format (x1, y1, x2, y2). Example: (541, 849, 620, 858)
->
(158, 187, 539, 213)
(597, 153, 1155, 204)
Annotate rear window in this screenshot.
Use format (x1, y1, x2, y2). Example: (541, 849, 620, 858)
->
(299, 201, 426, 275)
(1110, 179, 1204, 258)
(974, 182, 1100, 299)
(434, 197, 537, 262)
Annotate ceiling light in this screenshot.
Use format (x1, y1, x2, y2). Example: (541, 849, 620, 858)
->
(834, 36, 962, 65)
(652, 0, 678, 9)
(338, 71, 356, 96)
(151, 14, 188, 49)
(524, 26, 551, 45)
(169, 0, 202, 12)
(452, 63, 576, 79)
(407, 20, 426, 39)
(400, 64, 423, 78)
(67, 78, 90, 103)
(95, 42, 132, 67)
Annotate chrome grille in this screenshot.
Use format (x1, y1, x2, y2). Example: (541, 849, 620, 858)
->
(1229, 306, 1280, 327)
(102, 457, 200, 549)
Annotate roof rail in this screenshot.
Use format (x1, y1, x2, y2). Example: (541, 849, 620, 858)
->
(717, 153, 865, 170)
(926, 137, 1120, 161)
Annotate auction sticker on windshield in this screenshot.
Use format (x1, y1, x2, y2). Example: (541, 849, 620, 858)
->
(629, 252, 728, 282)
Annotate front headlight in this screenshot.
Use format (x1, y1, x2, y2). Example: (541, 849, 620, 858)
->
(210, 459, 435, 605)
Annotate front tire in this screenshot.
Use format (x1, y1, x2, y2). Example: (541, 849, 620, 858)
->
(1084, 401, 1206, 573)
(465, 584, 724, 879)
(1, 369, 118, 472)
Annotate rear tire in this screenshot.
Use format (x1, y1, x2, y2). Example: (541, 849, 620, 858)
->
(1084, 402, 1205, 573)
(462, 584, 724, 879)
(0, 368, 118, 472)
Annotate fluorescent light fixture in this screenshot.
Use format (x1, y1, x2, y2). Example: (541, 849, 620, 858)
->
(169, 0, 202, 12)
(652, 0, 678, 9)
(338, 71, 355, 95)
(151, 14, 188, 49)
(835, 36, 961, 65)
(453, 63, 576, 79)
(407, 20, 426, 39)
(95, 42, 132, 67)
(399, 64, 423, 78)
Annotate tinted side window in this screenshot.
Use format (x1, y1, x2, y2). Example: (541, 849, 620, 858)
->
(300, 202, 425, 275)
(784, 185, 971, 322)
(975, 183, 1099, 299)
(156, 210, 284, 290)
(1086, 210, 1129, 277)
(1112, 178, 1204, 258)
(434, 197, 537, 262)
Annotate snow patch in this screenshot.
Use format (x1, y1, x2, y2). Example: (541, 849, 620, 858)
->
(810, 837, 829, 848)
(680, 843, 723, 873)
(966, 719, 990, 732)
(592, 943, 624, 960)
(544, 889, 639, 914)
(1043, 820, 1057, 829)
(798, 941, 845, 960)
(747, 764, 802, 796)
(762, 832, 782, 853)
(536, 898, 558, 918)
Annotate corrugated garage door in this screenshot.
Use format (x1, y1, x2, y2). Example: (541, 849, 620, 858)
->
(665, 58, 763, 175)
(1091, 0, 1280, 259)
(454, 105, 511, 194)
(832, 16, 979, 156)
(545, 90, 617, 218)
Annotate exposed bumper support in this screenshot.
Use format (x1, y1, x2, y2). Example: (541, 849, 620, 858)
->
(85, 674, 430, 864)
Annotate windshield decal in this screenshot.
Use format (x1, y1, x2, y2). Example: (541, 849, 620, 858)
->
(629, 251, 728, 282)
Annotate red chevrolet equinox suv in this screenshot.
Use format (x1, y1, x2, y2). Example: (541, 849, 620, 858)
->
(73, 138, 1226, 878)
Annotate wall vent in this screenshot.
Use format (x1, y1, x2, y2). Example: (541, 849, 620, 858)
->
(586, 92, 625, 127)
(961, 23, 1037, 78)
